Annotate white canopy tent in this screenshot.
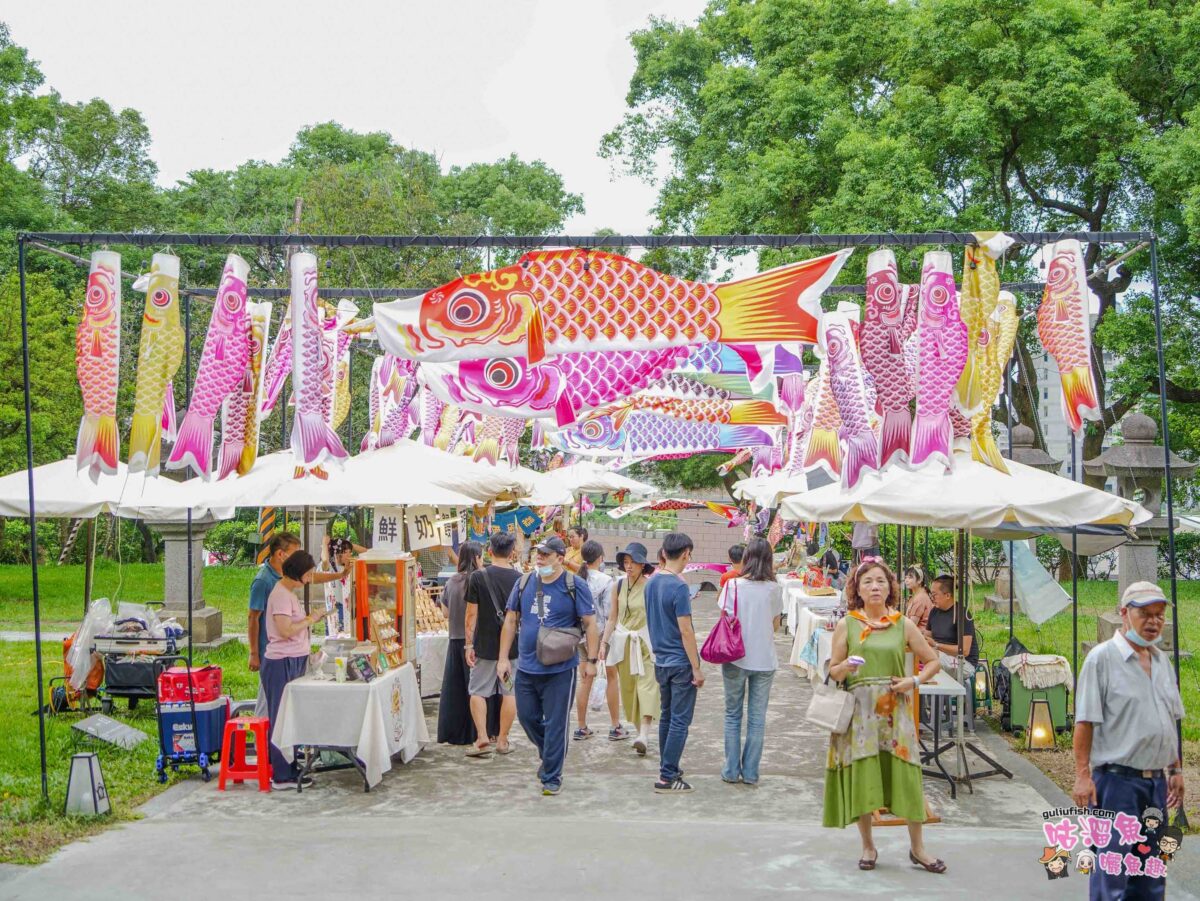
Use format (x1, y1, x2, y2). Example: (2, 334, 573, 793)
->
(0, 457, 231, 521)
(732, 470, 812, 508)
(779, 453, 1152, 532)
(547, 461, 659, 497)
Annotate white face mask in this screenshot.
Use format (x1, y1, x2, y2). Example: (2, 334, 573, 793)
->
(1125, 627, 1163, 648)
(537, 564, 555, 578)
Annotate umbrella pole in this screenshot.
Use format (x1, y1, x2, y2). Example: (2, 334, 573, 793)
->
(1151, 237, 1187, 827)
(303, 505, 311, 615)
(1070, 431, 1078, 702)
(84, 517, 95, 615)
(184, 287, 194, 666)
(1005, 355, 1015, 643)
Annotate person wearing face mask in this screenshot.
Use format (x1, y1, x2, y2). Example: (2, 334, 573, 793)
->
(824, 561, 944, 874)
(1072, 581, 1186, 901)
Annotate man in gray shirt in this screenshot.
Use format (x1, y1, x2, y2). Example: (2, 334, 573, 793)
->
(1073, 581, 1185, 900)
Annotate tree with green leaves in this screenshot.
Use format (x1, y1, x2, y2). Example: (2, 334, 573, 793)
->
(603, 0, 1200, 486)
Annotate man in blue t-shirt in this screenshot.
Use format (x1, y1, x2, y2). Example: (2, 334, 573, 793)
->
(643, 532, 705, 793)
(498, 536, 599, 796)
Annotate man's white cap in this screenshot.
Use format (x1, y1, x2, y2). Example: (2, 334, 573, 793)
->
(1120, 581, 1167, 608)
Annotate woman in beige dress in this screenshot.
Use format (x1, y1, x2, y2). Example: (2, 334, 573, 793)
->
(600, 541, 659, 756)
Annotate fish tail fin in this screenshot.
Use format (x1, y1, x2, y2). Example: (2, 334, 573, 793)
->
(954, 360, 985, 417)
(238, 441, 258, 476)
(127, 413, 165, 475)
(804, 426, 842, 476)
(77, 414, 120, 477)
(726, 400, 786, 425)
(713, 249, 851, 344)
(218, 437, 243, 480)
(472, 438, 500, 466)
(971, 421, 1009, 474)
(554, 391, 577, 427)
(165, 412, 215, 478)
(842, 431, 881, 490)
(291, 411, 349, 467)
(910, 410, 951, 469)
(880, 408, 912, 470)
(716, 425, 772, 448)
(1060, 365, 1101, 433)
(161, 383, 178, 442)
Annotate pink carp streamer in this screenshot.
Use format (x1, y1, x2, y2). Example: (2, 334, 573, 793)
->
(75, 251, 122, 480)
(860, 249, 918, 470)
(288, 254, 348, 469)
(910, 251, 969, 471)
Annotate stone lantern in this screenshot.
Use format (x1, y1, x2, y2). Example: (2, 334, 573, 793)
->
(985, 426, 1063, 614)
(1083, 411, 1195, 653)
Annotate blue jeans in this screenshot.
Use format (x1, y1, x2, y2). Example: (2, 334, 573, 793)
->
(261, 654, 308, 782)
(1089, 767, 1167, 901)
(514, 668, 575, 789)
(721, 665, 775, 784)
(655, 663, 697, 783)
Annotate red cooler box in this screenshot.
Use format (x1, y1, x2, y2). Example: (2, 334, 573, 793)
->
(157, 665, 223, 703)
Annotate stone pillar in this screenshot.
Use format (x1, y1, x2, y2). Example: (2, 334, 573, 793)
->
(158, 516, 223, 644)
(1117, 537, 1160, 598)
(292, 507, 334, 560)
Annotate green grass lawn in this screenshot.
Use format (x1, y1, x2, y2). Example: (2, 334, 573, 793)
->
(0, 563, 258, 634)
(968, 579, 1199, 741)
(0, 638, 259, 864)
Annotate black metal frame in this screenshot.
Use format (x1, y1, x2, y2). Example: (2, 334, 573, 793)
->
(16, 228, 1179, 808)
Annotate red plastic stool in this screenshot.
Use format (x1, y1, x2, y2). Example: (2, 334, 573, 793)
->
(218, 717, 272, 791)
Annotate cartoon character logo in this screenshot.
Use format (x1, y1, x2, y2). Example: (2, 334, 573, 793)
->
(1039, 846, 1070, 880)
(1142, 807, 1165, 835)
(1158, 825, 1183, 863)
(392, 265, 533, 357)
(1075, 849, 1095, 875)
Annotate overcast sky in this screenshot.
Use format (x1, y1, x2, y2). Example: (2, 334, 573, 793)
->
(4, 0, 708, 235)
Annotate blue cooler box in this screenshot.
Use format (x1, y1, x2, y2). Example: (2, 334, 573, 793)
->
(158, 696, 230, 758)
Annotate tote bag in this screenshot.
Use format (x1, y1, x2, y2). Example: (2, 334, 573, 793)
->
(700, 581, 746, 665)
(805, 677, 855, 734)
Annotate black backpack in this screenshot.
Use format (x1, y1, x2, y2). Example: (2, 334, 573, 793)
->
(994, 634, 1031, 730)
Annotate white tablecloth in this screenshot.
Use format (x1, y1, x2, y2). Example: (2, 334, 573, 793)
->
(272, 662, 429, 788)
(779, 583, 841, 632)
(790, 608, 835, 682)
(416, 632, 449, 698)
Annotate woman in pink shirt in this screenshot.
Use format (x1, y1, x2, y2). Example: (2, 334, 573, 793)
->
(904, 566, 933, 631)
(262, 550, 324, 789)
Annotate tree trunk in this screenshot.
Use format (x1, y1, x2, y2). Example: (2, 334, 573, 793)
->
(135, 520, 158, 564)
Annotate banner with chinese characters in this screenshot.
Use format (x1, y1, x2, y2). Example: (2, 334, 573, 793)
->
(406, 505, 448, 551)
(372, 506, 404, 554)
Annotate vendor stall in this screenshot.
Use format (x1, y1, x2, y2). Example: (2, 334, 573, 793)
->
(272, 662, 427, 791)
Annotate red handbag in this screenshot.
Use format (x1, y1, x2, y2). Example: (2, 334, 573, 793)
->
(701, 580, 746, 665)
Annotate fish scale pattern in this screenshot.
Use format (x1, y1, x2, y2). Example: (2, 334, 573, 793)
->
(559, 347, 690, 412)
(525, 251, 721, 346)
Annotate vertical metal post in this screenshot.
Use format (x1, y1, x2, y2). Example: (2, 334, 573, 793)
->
(1070, 431, 1078, 700)
(1149, 237, 1185, 820)
(184, 288, 194, 665)
(19, 236, 49, 801)
(83, 518, 96, 614)
(1005, 353, 1015, 642)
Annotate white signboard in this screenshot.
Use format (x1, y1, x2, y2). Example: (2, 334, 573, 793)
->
(407, 505, 450, 551)
(372, 506, 404, 554)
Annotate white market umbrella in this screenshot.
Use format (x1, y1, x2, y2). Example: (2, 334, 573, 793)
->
(0, 457, 231, 521)
(548, 461, 658, 497)
(779, 452, 1152, 532)
(732, 470, 812, 508)
(205, 447, 478, 508)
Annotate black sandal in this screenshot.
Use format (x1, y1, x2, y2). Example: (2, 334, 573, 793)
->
(858, 849, 878, 871)
(909, 850, 946, 874)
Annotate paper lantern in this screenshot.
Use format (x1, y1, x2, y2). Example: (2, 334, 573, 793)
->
(1026, 696, 1056, 751)
(64, 752, 110, 816)
(974, 657, 991, 706)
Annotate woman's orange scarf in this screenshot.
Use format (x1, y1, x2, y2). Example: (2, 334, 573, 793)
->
(847, 609, 902, 644)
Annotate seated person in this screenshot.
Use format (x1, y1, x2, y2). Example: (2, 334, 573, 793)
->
(819, 548, 844, 589)
(921, 575, 978, 679)
(721, 544, 745, 588)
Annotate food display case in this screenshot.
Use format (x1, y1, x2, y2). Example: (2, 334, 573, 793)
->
(353, 553, 417, 665)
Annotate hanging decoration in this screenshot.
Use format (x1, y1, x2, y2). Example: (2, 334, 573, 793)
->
(1036, 239, 1102, 434)
(125, 254, 185, 477)
(167, 254, 251, 479)
(608, 497, 740, 523)
(954, 233, 1013, 418)
(589, 394, 785, 426)
(778, 372, 811, 475)
(218, 300, 271, 479)
(75, 251, 123, 480)
(910, 250, 969, 471)
(324, 300, 358, 431)
(470, 414, 525, 467)
(420, 346, 690, 426)
(288, 253, 348, 470)
(821, 308, 880, 489)
(800, 356, 842, 478)
(418, 384, 447, 448)
(375, 361, 419, 448)
(545, 410, 777, 458)
(859, 249, 918, 470)
(370, 247, 851, 363)
(259, 297, 292, 417)
(971, 291, 1019, 473)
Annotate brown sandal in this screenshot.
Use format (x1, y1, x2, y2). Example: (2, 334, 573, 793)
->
(858, 850, 878, 871)
(909, 850, 946, 874)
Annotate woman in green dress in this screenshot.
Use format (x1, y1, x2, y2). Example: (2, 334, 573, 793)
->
(600, 542, 660, 756)
(823, 560, 946, 874)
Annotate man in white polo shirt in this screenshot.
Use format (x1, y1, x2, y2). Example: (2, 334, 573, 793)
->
(1072, 581, 1186, 901)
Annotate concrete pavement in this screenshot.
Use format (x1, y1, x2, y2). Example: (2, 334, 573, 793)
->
(3, 592, 1194, 900)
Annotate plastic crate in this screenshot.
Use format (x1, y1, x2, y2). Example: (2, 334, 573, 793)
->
(157, 696, 230, 758)
(157, 665, 223, 703)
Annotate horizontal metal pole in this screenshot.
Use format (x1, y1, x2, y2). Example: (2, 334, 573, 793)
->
(19, 230, 1155, 249)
